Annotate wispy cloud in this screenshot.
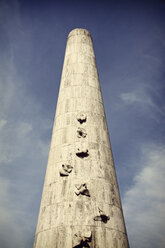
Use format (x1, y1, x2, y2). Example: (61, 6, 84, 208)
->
(120, 91, 153, 105)
(0, 121, 32, 164)
(0, 177, 32, 248)
(120, 90, 165, 121)
(123, 144, 165, 248)
(0, 61, 51, 246)
(0, 2, 52, 247)
(0, 79, 50, 248)
(0, 119, 7, 129)
(0, 87, 50, 247)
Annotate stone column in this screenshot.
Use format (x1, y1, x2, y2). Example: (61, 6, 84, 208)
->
(34, 28, 129, 248)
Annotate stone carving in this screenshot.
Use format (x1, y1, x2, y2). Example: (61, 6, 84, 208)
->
(77, 127, 87, 138)
(77, 113, 87, 124)
(75, 183, 90, 197)
(93, 208, 110, 223)
(73, 230, 92, 248)
(76, 148, 89, 158)
(59, 164, 73, 176)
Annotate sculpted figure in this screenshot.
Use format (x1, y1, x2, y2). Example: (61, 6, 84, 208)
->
(75, 183, 90, 197)
(77, 113, 87, 124)
(73, 230, 92, 248)
(59, 164, 73, 176)
(93, 207, 110, 223)
(76, 148, 89, 158)
(77, 127, 87, 138)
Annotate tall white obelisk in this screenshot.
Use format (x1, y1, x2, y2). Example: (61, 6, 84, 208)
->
(34, 28, 129, 248)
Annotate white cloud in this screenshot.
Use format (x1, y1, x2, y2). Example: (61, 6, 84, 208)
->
(123, 144, 165, 248)
(0, 85, 50, 247)
(0, 3, 51, 246)
(0, 176, 36, 248)
(0, 44, 50, 244)
(0, 121, 33, 164)
(120, 92, 143, 104)
(120, 91, 153, 106)
(0, 119, 7, 129)
(120, 90, 165, 123)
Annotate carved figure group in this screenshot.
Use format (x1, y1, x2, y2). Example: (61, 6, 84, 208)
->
(59, 164, 73, 176)
(74, 183, 90, 197)
(73, 230, 92, 248)
(58, 112, 110, 247)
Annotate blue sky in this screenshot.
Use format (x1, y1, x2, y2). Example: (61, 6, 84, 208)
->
(0, 0, 165, 247)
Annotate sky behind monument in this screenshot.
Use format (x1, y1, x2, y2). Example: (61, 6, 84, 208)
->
(0, 0, 165, 247)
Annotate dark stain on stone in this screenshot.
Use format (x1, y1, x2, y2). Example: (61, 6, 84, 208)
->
(61, 180, 67, 196)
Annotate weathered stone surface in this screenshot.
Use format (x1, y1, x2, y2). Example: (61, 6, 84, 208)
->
(34, 28, 129, 247)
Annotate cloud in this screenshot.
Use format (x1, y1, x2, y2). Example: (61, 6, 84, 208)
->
(0, 85, 50, 248)
(0, 177, 32, 248)
(0, 121, 32, 164)
(0, 2, 52, 247)
(120, 92, 143, 104)
(0, 118, 49, 247)
(0, 119, 7, 129)
(0, 89, 50, 247)
(120, 91, 153, 106)
(123, 144, 165, 248)
(0, 64, 50, 247)
(120, 90, 165, 122)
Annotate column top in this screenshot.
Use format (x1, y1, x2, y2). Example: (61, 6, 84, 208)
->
(68, 28, 91, 38)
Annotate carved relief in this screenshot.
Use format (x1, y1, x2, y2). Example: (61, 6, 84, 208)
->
(73, 230, 92, 248)
(76, 148, 89, 158)
(93, 208, 110, 223)
(77, 127, 87, 138)
(77, 113, 87, 124)
(59, 164, 73, 176)
(75, 183, 90, 197)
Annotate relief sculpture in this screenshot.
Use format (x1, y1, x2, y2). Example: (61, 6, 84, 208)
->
(76, 148, 89, 158)
(77, 113, 87, 124)
(93, 207, 110, 223)
(59, 164, 73, 176)
(75, 183, 90, 197)
(77, 127, 87, 138)
(73, 230, 92, 248)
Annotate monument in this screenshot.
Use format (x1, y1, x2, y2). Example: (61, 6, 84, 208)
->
(34, 28, 129, 247)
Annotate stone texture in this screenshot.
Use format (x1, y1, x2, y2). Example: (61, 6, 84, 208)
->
(34, 28, 129, 248)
